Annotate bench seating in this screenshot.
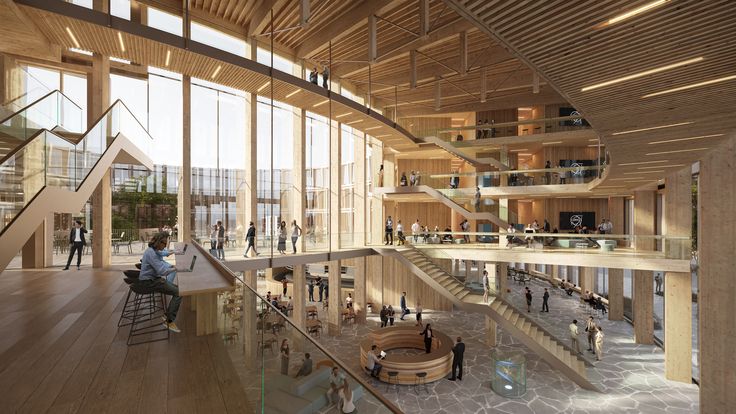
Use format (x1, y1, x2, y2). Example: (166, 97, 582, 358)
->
(265, 366, 364, 414)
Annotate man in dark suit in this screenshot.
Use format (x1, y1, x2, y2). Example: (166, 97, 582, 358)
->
(63, 220, 87, 270)
(448, 336, 465, 381)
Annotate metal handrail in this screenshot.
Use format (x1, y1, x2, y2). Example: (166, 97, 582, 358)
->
(190, 240, 403, 414)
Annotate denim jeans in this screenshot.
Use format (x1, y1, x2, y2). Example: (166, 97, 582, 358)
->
(167, 270, 177, 284)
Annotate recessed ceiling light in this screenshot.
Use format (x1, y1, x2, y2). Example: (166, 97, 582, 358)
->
(286, 89, 301, 98)
(65, 27, 80, 49)
(588, 138, 600, 142)
(509, 148, 529, 152)
(648, 133, 724, 145)
(211, 65, 222, 79)
(618, 160, 669, 166)
(364, 126, 382, 131)
(257, 81, 271, 92)
(313, 99, 329, 108)
(605, 0, 670, 26)
(117, 32, 126, 52)
(165, 50, 171, 66)
(542, 141, 563, 145)
(518, 107, 533, 111)
(645, 148, 709, 156)
(69, 47, 92, 56)
(374, 134, 391, 138)
(624, 170, 664, 174)
(612, 122, 693, 135)
(638, 164, 685, 169)
(587, 144, 604, 147)
(581, 57, 702, 92)
(642, 75, 736, 98)
(518, 153, 532, 156)
(347, 119, 363, 125)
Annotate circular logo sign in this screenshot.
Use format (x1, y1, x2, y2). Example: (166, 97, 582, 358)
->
(570, 214, 583, 228)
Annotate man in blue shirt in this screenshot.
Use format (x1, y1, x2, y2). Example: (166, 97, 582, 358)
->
(138, 233, 183, 333)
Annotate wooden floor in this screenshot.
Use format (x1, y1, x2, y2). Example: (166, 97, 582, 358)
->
(0, 266, 252, 414)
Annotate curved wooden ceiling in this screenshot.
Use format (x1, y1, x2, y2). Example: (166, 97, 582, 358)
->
(443, 0, 736, 189)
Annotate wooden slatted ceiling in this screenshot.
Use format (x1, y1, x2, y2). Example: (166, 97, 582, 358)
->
(20, 5, 419, 151)
(449, 0, 736, 188)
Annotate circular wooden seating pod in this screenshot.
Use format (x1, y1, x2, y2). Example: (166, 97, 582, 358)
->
(359, 326, 453, 384)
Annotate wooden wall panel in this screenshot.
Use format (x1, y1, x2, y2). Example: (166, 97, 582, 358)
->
(398, 117, 451, 138)
(542, 146, 598, 165)
(476, 109, 518, 138)
(387, 202, 453, 231)
(381, 256, 453, 312)
(544, 103, 590, 134)
(545, 198, 609, 231)
(396, 159, 452, 177)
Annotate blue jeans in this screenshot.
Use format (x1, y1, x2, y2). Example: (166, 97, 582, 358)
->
(167, 270, 177, 284)
(136, 277, 182, 322)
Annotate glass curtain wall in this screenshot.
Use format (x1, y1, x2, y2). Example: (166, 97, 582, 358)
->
(305, 112, 329, 251)
(340, 124, 356, 246)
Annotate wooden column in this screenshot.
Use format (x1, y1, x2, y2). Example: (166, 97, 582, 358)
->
(699, 135, 736, 411)
(353, 256, 367, 323)
(21, 213, 52, 268)
(292, 264, 307, 350)
(608, 196, 625, 245)
(664, 166, 693, 382)
(329, 121, 341, 250)
(90, 53, 111, 268)
(242, 270, 258, 368)
(292, 108, 306, 252)
(366, 255, 383, 312)
(497, 262, 508, 297)
(608, 268, 624, 321)
(244, 46, 258, 244)
(633, 190, 656, 344)
(498, 147, 510, 247)
(485, 316, 497, 346)
(580, 267, 595, 294)
(354, 131, 366, 245)
(328, 260, 342, 335)
(551, 265, 559, 280)
(178, 75, 192, 242)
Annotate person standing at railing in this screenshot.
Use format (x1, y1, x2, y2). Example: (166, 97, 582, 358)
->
(63, 220, 87, 271)
(409, 171, 416, 186)
(449, 171, 459, 189)
(384, 216, 394, 245)
(414, 170, 421, 185)
(377, 164, 384, 187)
(309, 67, 318, 85)
(399, 172, 408, 186)
(277, 221, 287, 254)
(321, 66, 329, 89)
(482, 270, 490, 303)
(476, 120, 483, 139)
(308, 279, 315, 302)
(558, 161, 567, 184)
(216, 220, 226, 261)
(545, 160, 552, 184)
(209, 224, 218, 256)
(243, 221, 259, 257)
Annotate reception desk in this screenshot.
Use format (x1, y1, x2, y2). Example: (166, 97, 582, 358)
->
(359, 326, 453, 384)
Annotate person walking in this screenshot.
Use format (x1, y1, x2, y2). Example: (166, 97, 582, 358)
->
(379, 305, 388, 328)
(282, 277, 288, 297)
(385, 216, 394, 245)
(473, 186, 481, 212)
(387, 305, 395, 326)
(594, 327, 604, 361)
(654, 274, 663, 294)
(415, 301, 423, 327)
(461, 219, 470, 243)
(243, 221, 259, 257)
(63, 220, 88, 270)
(400, 292, 409, 320)
(396, 220, 405, 245)
(419, 324, 433, 353)
(542, 288, 550, 312)
(277, 221, 287, 254)
(216, 220, 226, 260)
(525, 288, 533, 312)
(586, 316, 597, 353)
(280, 339, 290, 375)
(308, 279, 315, 302)
(317, 276, 324, 302)
(569, 319, 581, 354)
(448, 336, 465, 381)
(482, 270, 490, 303)
(309, 67, 318, 84)
(291, 220, 302, 254)
(411, 219, 421, 243)
(209, 224, 218, 256)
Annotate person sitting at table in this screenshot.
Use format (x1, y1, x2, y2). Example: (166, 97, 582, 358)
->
(326, 366, 346, 407)
(294, 353, 313, 378)
(366, 345, 383, 378)
(138, 232, 183, 333)
(442, 226, 453, 243)
(566, 283, 576, 296)
(419, 323, 433, 353)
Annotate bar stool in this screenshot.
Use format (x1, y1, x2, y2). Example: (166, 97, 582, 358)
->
(118, 270, 142, 327)
(125, 278, 169, 346)
(386, 371, 399, 393)
(414, 372, 428, 394)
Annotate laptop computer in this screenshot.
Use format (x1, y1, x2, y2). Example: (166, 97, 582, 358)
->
(379, 350, 387, 359)
(177, 255, 197, 272)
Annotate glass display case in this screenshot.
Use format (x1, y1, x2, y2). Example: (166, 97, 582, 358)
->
(490, 349, 526, 398)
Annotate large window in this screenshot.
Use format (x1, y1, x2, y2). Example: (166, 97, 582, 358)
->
(305, 112, 329, 250)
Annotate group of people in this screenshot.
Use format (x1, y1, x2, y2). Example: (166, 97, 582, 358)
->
(309, 66, 329, 89)
(378, 292, 423, 328)
(209, 220, 227, 260)
(386, 217, 473, 245)
(399, 170, 422, 186)
(569, 316, 604, 361)
(307, 277, 329, 302)
(242, 220, 303, 257)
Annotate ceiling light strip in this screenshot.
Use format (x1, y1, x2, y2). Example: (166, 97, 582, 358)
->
(65, 27, 81, 49)
(645, 148, 709, 156)
(642, 75, 736, 98)
(607, 0, 670, 25)
(285, 89, 301, 98)
(165, 50, 171, 66)
(211, 65, 222, 79)
(581, 57, 703, 92)
(648, 133, 724, 145)
(618, 159, 669, 166)
(612, 122, 693, 135)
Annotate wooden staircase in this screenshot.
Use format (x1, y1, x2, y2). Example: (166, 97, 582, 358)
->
(388, 245, 600, 392)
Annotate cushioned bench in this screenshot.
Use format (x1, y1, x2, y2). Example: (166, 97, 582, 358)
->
(265, 367, 364, 414)
(556, 238, 585, 248)
(599, 239, 616, 251)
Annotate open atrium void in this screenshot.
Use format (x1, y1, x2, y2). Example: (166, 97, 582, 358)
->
(0, 0, 733, 413)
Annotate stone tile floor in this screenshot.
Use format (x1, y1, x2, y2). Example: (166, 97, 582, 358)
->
(312, 279, 700, 413)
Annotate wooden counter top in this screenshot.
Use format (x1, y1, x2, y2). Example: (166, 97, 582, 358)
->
(175, 242, 235, 296)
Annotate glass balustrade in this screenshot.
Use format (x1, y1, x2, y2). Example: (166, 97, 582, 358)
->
(0, 90, 83, 148)
(205, 247, 401, 413)
(0, 99, 152, 236)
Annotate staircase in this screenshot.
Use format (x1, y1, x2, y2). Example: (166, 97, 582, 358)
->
(0, 99, 153, 272)
(374, 185, 509, 229)
(423, 135, 509, 171)
(387, 245, 599, 392)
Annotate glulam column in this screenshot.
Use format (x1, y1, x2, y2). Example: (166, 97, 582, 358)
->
(242, 270, 258, 369)
(608, 268, 624, 321)
(292, 108, 306, 252)
(178, 75, 192, 242)
(664, 166, 693, 382)
(633, 190, 656, 344)
(328, 260, 342, 335)
(699, 135, 736, 411)
(90, 53, 111, 268)
(353, 256, 367, 323)
(580, 267, 595, 294)
(292, 264, 307, 350)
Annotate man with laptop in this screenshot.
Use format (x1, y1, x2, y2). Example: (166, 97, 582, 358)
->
(138, 233, 184, 333)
